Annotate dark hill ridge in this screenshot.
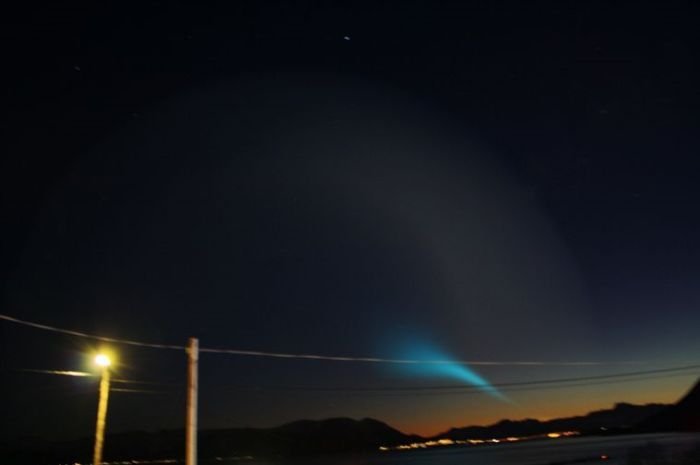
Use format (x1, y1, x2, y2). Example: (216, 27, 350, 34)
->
(0, 405, 670, 464)
(6, 373, 700, 465)
(1, 417, 417, 465)
(638, 378, 700, 432)
(440, 402, 668, 440)
(201, 417, 418, 457)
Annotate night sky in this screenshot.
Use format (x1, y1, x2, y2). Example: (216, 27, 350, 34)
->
(2, 1, 700, 439)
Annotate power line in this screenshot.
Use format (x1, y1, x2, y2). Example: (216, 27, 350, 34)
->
(10, 362, 699, 402)
(0, 313, 184, 350)
(0, 312, 644, 367)
(209, 364, 700, 393)
(16, 368, 93, 377)
(12, 368, 182, 387)
(198, 345, 641, 366)
(215, 371, 699, 397)
(110, 388, 172, 395)
(10, 371, 698, 401)
(16, 363, 699, 394)
(410, 371, 700, 397)
(358, 363, 700, 391)
(112, 378, 182, 387)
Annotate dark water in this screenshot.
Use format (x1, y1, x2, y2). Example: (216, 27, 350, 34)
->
(243, 433, 700, 465)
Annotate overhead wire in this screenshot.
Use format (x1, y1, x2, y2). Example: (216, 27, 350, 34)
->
(0, 313, 184, 350)
(0, 312, 644, 367)
(213, 371, 699, 397)
(16, 368, 93, 377)
(324, 363, 700, 391)
(110, 388, 172, 395)
(9, 361, 700, 400)
(207, 364, 700, 394)
(11, 368, 182, 387)
(15, 366, 698, 398)
(15, 363, 699, 394)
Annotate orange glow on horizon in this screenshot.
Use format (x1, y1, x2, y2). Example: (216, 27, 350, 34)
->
(387, 375, 693, 437)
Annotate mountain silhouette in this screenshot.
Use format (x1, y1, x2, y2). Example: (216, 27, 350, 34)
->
(441, 402, 667, 439)
(638, 377, 700, 432)
(6, 375, 700, 465)
(201, 417, 417, 457)
(1, 417, 417, 464)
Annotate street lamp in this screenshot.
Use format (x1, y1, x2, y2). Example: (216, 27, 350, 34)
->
(93, 354, 111, 465)
(95, 354, 111, 368)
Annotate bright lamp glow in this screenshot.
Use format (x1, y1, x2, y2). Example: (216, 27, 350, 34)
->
(94, 354, 111, 367)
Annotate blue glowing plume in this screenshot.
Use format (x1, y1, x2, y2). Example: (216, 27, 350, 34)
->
(394, 343, 508, 401)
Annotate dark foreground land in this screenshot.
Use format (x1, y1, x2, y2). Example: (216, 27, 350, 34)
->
(4, 376, 700, 465)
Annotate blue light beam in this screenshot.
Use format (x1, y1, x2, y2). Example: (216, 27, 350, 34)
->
(394, 343, 510, 402)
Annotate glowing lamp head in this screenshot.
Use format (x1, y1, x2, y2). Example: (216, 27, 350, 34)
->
(94, 354, 111, 368)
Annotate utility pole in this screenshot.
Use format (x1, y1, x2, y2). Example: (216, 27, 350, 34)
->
(186, 337, 199, 465)
(93, 355, 112, 465)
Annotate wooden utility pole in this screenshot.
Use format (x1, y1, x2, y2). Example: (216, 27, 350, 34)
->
(186, 338, 199, 465)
